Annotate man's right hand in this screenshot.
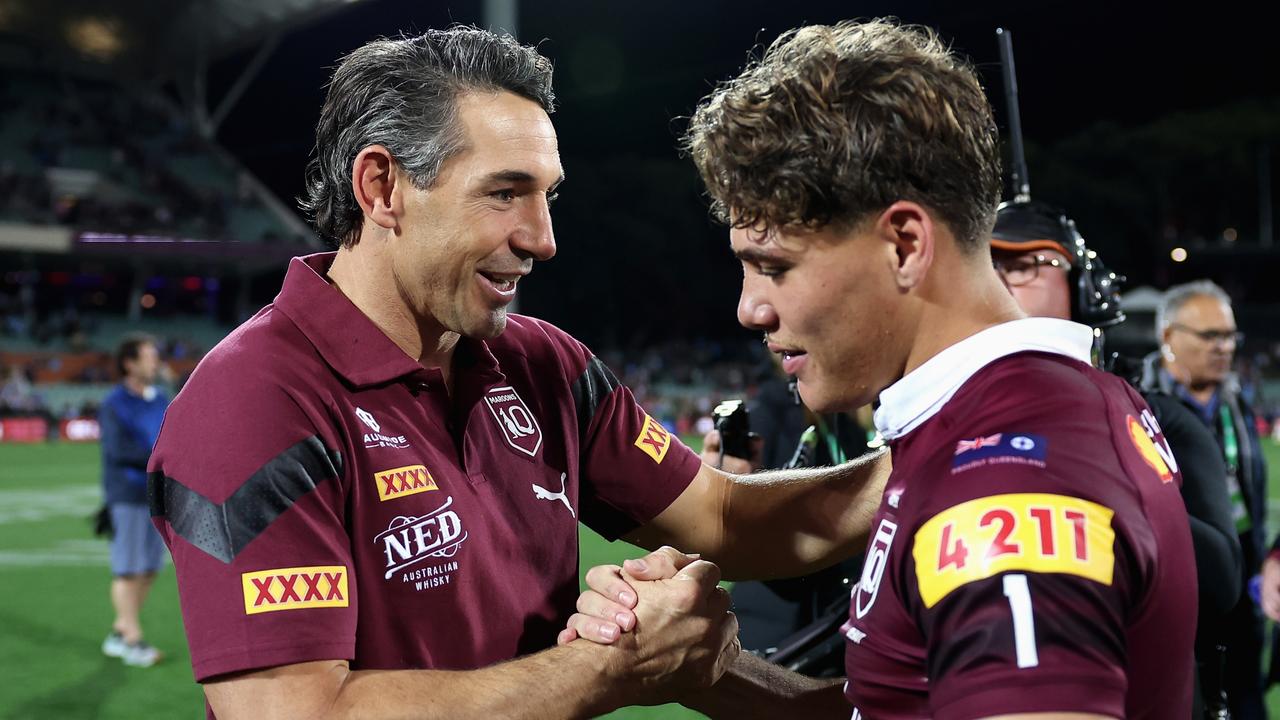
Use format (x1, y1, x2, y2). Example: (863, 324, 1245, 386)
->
(558, 546, 701, 645)
(559, 547, 739, 701)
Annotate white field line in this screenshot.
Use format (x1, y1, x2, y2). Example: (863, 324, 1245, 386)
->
(0, 539, 111, 567)
(0, 485, 100, 524)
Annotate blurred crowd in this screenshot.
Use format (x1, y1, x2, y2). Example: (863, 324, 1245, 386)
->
(3, 321, 1278, 440)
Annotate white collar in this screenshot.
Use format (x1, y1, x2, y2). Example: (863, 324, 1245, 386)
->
(873, 317, 1093, 441)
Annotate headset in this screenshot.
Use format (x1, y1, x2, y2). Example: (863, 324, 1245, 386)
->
(992, 199, 1126, 328)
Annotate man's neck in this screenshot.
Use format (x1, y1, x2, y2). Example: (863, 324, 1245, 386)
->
(123, 377, 150, 397)
(901, 255, 1027, 377)
(327, 244, 459, 385)
(1165, 363, 1219, 407)
(1187, 385, 1218, 407)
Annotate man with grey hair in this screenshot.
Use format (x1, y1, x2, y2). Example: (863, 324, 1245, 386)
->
(146, 25, 889, 719)
(1140, 278, 1268, 720)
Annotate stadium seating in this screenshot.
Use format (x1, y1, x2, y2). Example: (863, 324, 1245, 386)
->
(0, 68, 295, 242)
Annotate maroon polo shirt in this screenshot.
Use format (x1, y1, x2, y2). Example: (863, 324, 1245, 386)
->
(842, 319, 1196, 719)
(148, 253, 700, 690)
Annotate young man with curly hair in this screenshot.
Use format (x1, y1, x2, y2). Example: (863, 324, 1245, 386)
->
(566, 19, 1196, 719)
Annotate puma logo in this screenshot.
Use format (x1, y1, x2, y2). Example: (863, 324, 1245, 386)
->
(531, 473, 575, 519)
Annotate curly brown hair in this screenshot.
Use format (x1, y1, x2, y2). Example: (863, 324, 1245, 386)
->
(683, 19, 1001, 250)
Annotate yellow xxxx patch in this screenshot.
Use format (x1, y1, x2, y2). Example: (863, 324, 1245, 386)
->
(242, 565, 349, 615)
(633, 414, 672, 464)
(374, 464, 438, 502)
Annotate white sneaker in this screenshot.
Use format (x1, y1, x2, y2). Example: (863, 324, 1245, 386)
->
(121, 640, 163, 667)
(102, 632, 127, 658)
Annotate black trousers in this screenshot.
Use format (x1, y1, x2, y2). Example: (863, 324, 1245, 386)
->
(1223, 593, 1267, 720)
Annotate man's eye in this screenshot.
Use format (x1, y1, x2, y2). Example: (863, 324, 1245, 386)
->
(491, 189, 515, 202)
(758, 266, 787, 278)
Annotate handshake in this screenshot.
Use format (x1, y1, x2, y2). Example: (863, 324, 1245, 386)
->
(557, 546, 741, 707)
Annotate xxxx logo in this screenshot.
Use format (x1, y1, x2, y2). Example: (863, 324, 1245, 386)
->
(241, 565, 348, 615)
(375, 464, 438, 502)
(633, 414, 672, 464)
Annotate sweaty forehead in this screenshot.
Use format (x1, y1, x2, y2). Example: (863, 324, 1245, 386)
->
(455, 91, 561, 179)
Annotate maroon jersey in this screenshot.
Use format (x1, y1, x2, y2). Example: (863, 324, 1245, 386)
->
(842, 318, 1195, 719)
(148, 253, 700, 691)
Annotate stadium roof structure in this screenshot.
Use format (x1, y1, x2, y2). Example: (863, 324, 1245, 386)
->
(0, 0, 374, 257)
(1, 0, 367, 138)
(2, 0, 360, 78)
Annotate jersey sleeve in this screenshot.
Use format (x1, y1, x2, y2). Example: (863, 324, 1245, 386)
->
(539, 322, 701, 539)
(147, 358, 356, 682)
(908, 434, 1144, 719)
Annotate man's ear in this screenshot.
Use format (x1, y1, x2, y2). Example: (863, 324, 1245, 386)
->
(351, 145, 399, 231)
(874, 201, 935, 291)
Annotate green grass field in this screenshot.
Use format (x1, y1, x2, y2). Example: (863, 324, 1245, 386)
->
(2, 439, 1280, 719)
(0, 441, 700, 720)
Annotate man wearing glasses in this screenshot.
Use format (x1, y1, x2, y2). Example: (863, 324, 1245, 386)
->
(989, 214, 1073, 321)
(1140, 280, 1269, 720)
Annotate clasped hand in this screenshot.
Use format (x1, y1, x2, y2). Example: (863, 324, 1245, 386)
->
(559, 546, 740, 702)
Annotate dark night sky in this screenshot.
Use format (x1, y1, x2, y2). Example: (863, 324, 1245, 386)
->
(207, 0, 1280, 348)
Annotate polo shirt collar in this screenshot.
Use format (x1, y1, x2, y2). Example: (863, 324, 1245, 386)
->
(873, 317, 1093, 441)
(273, 253, 503, 388)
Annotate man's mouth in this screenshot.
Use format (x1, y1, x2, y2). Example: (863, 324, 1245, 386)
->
(766, 340, 808, 374)
(766, 340, 805, 359)
(478, 270, 523, 297)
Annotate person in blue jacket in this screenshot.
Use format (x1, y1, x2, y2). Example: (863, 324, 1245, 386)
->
(99, 334, 170, 667)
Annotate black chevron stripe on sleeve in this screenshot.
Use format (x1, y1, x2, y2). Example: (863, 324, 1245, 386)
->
(148, 435, 343, 564)
(569, 356, 621, 443)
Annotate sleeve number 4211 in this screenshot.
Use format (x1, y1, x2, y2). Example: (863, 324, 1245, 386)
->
(937, 506, 1089, 571)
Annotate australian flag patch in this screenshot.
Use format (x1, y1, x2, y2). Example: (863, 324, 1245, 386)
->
(951, 432, 1048, 474)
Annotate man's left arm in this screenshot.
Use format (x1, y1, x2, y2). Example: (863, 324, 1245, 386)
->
(555, 334, 889, 581)
(623, 449, 890, 580)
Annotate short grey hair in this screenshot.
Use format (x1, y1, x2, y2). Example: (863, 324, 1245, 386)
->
(300, 26, 557, 248)
(1156, 279, 1233, 338)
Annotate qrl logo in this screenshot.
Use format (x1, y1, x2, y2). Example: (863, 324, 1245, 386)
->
(375, 464, 438, 502)
(855, 518, 897, 619)
(484, 386, 542, 458)
(375, 496, 468, 579)
(241, 565, 348, 615)
(634, 414, 672, 464)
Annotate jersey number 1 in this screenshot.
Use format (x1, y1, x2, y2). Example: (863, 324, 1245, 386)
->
(1002, 573, 1039, 669)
